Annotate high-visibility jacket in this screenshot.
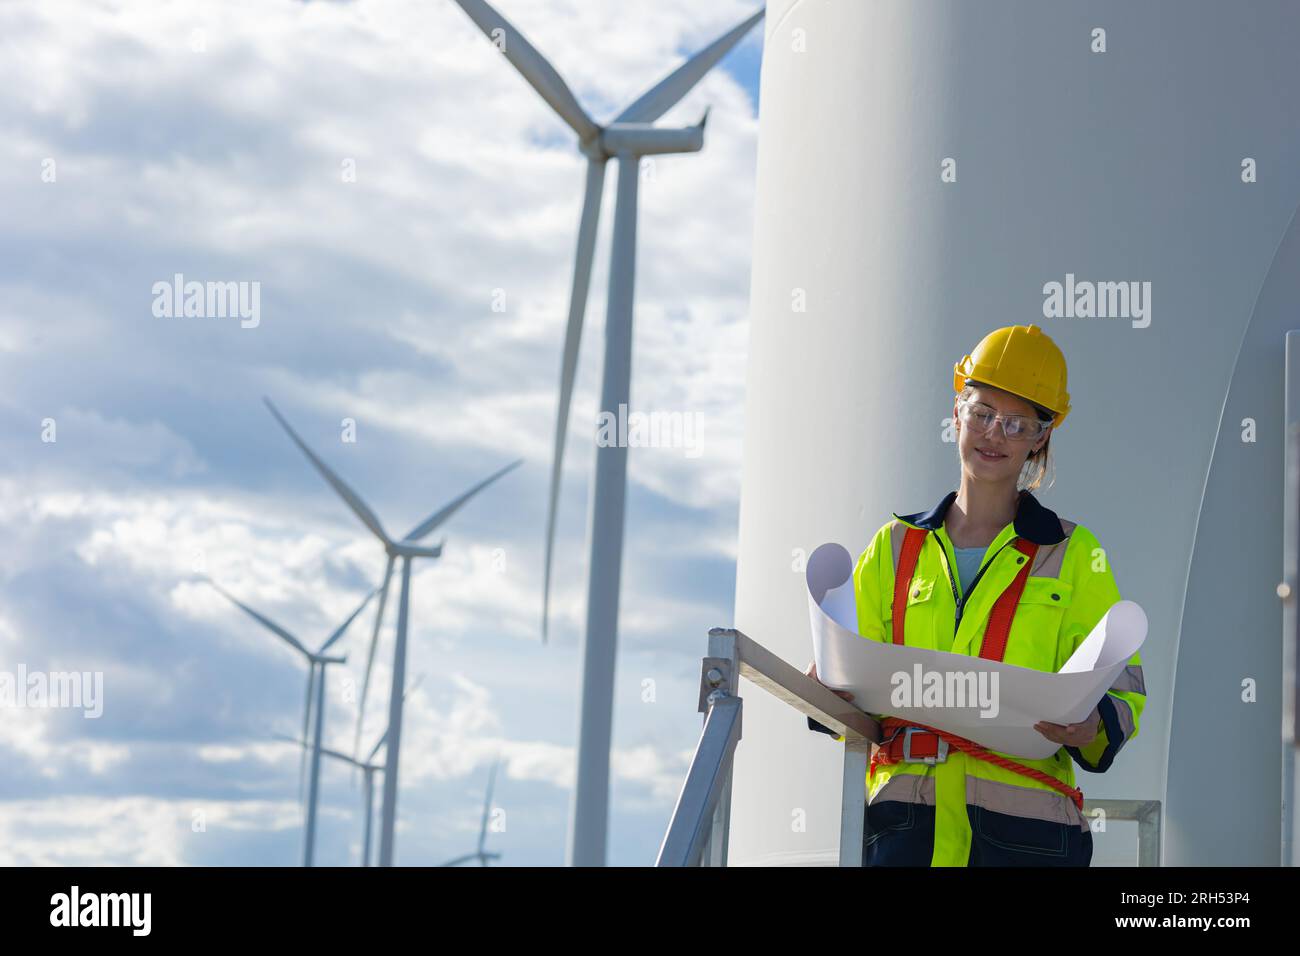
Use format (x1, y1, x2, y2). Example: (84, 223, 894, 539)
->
(808, 489, 1146, 866)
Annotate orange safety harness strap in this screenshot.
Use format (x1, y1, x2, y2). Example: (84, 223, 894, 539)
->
(891, 527, 928, 645)
(871, 716, 1085, 811)
(884, 527, 1084, 811)
(977, 538, 1038, 660)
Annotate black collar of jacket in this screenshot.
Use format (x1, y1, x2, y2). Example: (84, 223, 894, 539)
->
(892, 489, 1068, 546)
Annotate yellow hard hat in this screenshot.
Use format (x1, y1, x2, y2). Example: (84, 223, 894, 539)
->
(953, 324, 1071, 428)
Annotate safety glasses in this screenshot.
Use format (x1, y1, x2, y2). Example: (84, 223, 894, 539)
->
(957, 399, 1052, 442)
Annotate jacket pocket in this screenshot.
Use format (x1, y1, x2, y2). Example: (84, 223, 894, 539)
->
(906, 576, 936, 607)
(897, 575, 941, 650)
(1002, 577, 1073, 671)
(1019, 577, 1073, 608)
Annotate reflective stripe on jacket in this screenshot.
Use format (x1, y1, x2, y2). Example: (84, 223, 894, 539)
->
(808, 489, 1146, 866)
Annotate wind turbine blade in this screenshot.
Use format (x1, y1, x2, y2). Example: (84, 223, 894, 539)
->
(477, 759, 500, 854)
(319, 587, 379, 655)
(205, 578, 311, 657)
(437, 852, 478, 868)
(614, 9, 765, 124)
(365, 730, 387, 765)
(263, 397, 390, 545)
(449, 0, 599, 142)
(353, 556, 395, 761)
(274, 731, 368, 772)
(401, 459, 523, 543)
(318, 745, 362, 767)
(365, 673, 425, 764)
(542, 158, 605, 646)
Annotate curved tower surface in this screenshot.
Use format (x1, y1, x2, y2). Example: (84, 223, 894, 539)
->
(731, 0, 1300, 865)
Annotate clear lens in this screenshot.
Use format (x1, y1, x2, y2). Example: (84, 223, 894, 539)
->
(959, 401, 1047, 442)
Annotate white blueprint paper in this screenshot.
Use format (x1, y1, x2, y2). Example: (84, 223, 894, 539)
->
(807, 542, 1147, 759)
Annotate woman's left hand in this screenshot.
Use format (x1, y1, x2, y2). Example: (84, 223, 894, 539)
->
(1035, 706, 1101, 747)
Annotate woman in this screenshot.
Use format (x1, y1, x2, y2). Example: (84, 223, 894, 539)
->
(806, 323, 1146, 866)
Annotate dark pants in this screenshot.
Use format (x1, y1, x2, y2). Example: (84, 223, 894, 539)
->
(862, 798, 1094, 866)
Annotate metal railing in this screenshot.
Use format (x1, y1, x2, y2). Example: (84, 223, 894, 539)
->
(1081, 799, 1162, 867)
(656, 626, 1162, 867)
(656, 627, 881, 866)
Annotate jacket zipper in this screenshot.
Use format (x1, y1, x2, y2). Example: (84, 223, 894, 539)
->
(931, 530, 1017, 632)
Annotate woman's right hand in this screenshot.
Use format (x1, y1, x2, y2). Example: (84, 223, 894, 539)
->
(804, 660, 854, 702)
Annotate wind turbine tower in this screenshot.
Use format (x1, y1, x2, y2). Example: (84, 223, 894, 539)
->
(449, 0, 765, 868)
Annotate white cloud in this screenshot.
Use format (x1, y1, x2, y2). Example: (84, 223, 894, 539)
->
(0, 796, 301, 866)
(0, 0, 759, 865)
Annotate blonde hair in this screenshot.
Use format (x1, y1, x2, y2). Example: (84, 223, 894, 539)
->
(959, 381, 1056, 493)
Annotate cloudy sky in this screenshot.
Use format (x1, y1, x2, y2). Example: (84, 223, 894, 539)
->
(0, 0, 763, 865)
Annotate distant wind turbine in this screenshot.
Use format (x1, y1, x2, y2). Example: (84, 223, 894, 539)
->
(448, 0, 764, 867)
(276, 733, 381, 867)
(262, 397, 521, 866)
(273, 674, 425, 867)
(438, 759, 502, 866)
(206, 578, 376, 867)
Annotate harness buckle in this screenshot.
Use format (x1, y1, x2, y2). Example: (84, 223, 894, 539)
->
(901, 726, 949, 764)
